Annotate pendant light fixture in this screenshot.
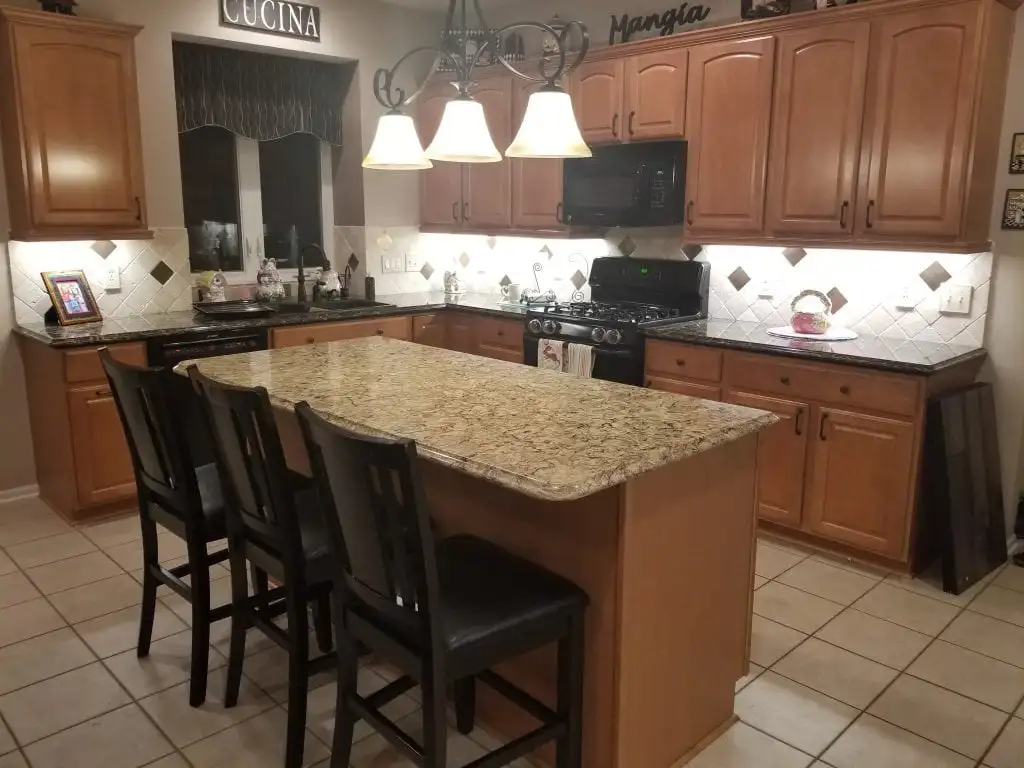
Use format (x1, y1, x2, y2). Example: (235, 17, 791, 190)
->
(363, 0, 591, 170)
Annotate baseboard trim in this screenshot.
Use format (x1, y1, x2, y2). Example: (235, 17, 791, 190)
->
(0, 484, 39, 504)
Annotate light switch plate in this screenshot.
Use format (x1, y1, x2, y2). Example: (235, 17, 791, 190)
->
(939, 283, 973, 316)
(894, 285, 917, 311)
(381, 255, 402, 274)
(757, 281, 774, 300)
(405, 253, 423, 273)
(104, 267, 121, 291)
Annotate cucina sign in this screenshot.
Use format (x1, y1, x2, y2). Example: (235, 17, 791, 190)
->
(220, 0, 321, 42)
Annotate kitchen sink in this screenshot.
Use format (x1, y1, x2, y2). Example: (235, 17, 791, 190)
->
(268, 299, 395, 315)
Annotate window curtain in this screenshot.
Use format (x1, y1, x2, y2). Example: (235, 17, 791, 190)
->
(173, 41, 347, 146)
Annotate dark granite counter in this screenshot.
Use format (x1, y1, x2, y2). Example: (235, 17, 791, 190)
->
(12, 292, 530, 348)
(644, 319, 986, 375)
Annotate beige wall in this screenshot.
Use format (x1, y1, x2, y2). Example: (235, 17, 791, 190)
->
(0, 0, 441, 492)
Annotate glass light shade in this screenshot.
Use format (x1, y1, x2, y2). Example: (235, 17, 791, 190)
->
(362, 112, 433, 170)
(506, 88, 592, 159)
(425, 97, 501, 163)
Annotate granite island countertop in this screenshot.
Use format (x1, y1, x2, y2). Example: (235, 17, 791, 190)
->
(176, 337, 777, 502)
(645, 318, 987, 375)
(12, 292, 531, 348)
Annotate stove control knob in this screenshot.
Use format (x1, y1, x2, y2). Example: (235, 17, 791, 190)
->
(527, 319, 543, 334)
(605, 329, 623, 345)
(541, 319, 560, 335)
(590, 327, 606, 343)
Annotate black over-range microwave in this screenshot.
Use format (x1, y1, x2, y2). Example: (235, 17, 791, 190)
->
(562, 140, 687, 228)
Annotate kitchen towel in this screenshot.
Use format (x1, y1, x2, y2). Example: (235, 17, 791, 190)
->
(566, 343, 595, 378)
(538, 339, 565, 371)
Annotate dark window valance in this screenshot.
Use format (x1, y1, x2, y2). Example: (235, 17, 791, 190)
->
(173, 41, 348, 145)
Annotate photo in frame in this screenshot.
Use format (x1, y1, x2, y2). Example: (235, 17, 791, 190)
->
(1001, 189, 1024, 231)
(1010, 132, 1024, 174)
(41, 270, 102, 325)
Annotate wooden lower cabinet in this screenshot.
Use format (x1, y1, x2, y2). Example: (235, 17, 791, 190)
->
(412, 313, 446, 348)
(726, 390, 809, 529)
(67, 383, 135, 508)
(646, 374, 721, 401)
(805, 407, 916, 558)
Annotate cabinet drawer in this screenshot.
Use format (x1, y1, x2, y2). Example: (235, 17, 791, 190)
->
(475, 316, 524, 351)
(272, 316, 412, 348)
(646, 374, 721, 401)
(644, 340, 723, 383)
(64, 342, 146, 383)
(727, 353, 920, 417)
(412, 314, 446, 347)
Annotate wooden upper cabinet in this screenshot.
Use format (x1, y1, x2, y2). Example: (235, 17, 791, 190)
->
(417, 86, 464, 227)
(685, 36, 775, 235)
(625, 50, 688, 141)
(726, 390, 809, 529)
(857, 3, 980, 239)
(766, 22, 870, 237)
(573, 59, 625, 145)
(806, 407, 916, 559)
(465, 77, 512, 228)
(512, 80, 564, 230)
(0, 9, 148, 240)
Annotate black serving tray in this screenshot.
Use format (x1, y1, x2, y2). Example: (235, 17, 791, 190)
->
(193, 300, 276, 319)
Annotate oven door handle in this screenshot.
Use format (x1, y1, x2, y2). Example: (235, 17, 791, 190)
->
(524, 338, 636, 357)
(163, 334, 265, 350)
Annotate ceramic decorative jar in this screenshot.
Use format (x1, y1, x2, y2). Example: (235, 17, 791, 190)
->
(255, 258, 286, 301)
(790, 289, 832, 335)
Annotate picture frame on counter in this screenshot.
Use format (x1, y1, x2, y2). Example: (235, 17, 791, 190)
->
(41, 270, 102, 326)
(1010, 132, 1024, 174)
(1001, 189, 1024, 231)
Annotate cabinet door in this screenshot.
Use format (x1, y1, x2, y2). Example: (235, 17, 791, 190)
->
(68, 384, 135, 508)
(10, 22, 146, 234)
(806, 407, 916, 558)
(417, 87, 464, 227)
(511, 80, 564, 230)
(447, 315, 477, 355)
(857, 4, 980, 238)
(646, 375, 721, 401)
(625, 50, 688, 141)
(685, 37, 775, 235)
(477, 344, 523, 364)
(766, 22, 870, 237)
(465, 77, 512, 228)
(572, 59, 625, 144)
(726, 390, 809, 529)
(412, 313, 446, 348)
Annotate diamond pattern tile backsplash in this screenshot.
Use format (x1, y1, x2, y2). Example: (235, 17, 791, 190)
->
(361, 227, 992, 347)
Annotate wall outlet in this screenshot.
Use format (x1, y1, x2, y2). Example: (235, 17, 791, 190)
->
(757, 281, 774, 300)
(381, 255, 402, 274)
(894, 285, 916, 311)
(104, 266, 121, 291)
(939, 283, 973, 316)
(405, 253, 423, 273)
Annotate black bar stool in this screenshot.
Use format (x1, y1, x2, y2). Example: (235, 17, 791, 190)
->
(294, 401, 589, 768)
(188, 368, 334, 768)
(99, 349, 232, 707)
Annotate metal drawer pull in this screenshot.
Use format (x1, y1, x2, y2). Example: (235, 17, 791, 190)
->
(375, 329, 385, 336)
(96, 388, 111, 397)
(676, 358, 686, 367)
(866, 200, 876, 229)
(840, 201, 849, 229)
(819, 413, 829, 441)
(612, 113, 619, 137)
(840, 385, 851, 395)
(780, 376, 790, 385)
(794, 408, 804, 436)
(452, 202, 459, 221)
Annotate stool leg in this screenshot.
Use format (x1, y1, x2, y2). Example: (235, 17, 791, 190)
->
(224, 545, 249, 708)
(330, 629, 358, 768)
(313, 593, 333, 653)
(422, 673, 448, 768)
(188, 546, 212, 707)
(556, 611, 585, 768)
(285, 590, 310, 768)
(454, 677, 475, 735)
(136, 513, 159, 658)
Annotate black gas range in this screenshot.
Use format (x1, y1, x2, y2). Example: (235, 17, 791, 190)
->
(524, 257, 710, 386)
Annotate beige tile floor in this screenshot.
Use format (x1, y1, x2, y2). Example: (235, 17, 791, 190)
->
(2, 498, 1024, 767)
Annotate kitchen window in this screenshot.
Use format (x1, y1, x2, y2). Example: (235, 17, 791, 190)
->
(172, 41, 349, 280)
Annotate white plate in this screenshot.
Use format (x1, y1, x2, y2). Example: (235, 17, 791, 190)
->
(767, 326, 859, 341)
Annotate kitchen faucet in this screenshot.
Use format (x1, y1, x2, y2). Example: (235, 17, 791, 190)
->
(297, 243, 326, 305)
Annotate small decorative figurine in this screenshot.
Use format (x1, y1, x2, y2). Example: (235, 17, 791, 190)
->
(255, 258, 286, 301)
(39, 0, 76, 14)
(195, 271, 228, 303)
(444, 271, 464, 298)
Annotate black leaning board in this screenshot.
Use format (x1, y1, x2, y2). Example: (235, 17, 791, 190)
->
(923, 382, 1006, 594)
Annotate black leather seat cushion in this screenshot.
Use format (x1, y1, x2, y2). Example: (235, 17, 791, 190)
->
(435, 535, 588, 655)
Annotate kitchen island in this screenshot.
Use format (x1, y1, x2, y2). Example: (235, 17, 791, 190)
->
(179, 337, 777, 768)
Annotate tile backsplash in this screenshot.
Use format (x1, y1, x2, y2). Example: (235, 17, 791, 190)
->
(4, 224, 992, 347)
(364, 229, 991, 347)
(7, 228, 193, 325)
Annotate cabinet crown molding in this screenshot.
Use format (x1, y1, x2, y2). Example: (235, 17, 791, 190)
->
(0, 6, 142, 36)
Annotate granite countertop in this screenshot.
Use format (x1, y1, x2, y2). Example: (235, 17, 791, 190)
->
(645, 319, 986, 375)
(12, 292, 530, 348)
(176, 337, 777, 502)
